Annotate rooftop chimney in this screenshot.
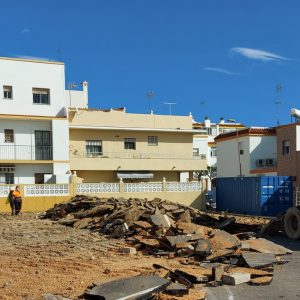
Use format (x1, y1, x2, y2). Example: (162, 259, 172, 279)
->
(204, 116, 211, 128)
(220, 117, 225, 124)
(81, 81, 88, 107)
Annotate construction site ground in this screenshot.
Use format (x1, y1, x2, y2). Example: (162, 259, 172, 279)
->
(0, 213, 299, 300)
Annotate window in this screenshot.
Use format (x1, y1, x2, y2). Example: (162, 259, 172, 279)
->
(3, 85, 12, 99)
(283, 140, 290, 155)
(207, 128, 212, 135)
(33, 88, 50, 104)
(193, 148, 199, 157)
(238, 141, 244, 155)
(210, 148, 217, 157)
(148, 136, 158, 146)
(124, 138, 136, 150)
(0, 173, 14, 184)
(4, 129, 14, 143)
(86, 140, 102, 156)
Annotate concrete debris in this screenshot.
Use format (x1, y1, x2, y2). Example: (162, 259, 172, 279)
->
(242, 252, 277, 268)
(249, 276, 273, 286)
(43, 195, 292, 296)
(84, 275, 170, 299)
(222, 272, 251, 285)
(119, 246, 137, 255)
(247, 238, 293, 255)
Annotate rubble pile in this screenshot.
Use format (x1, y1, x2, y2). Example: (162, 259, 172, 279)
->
(43, 195, 293, 299)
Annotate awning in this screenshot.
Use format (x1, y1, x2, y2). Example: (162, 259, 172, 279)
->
(117, 172, 154, 179)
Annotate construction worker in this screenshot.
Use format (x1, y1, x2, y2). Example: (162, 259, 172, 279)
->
(12, 186, 22, 215)
(6, 188, 15, 215)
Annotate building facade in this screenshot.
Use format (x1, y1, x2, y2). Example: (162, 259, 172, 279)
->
(69, 108, 207, 182)
(215, 127, 277, 177)
(276, 123, 300, 186)
(0, 57, 85, 184)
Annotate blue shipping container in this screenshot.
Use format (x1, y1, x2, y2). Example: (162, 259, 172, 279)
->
(216, 176, 293, 217)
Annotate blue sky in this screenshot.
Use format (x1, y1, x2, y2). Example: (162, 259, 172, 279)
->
(1, 0, 300, 126)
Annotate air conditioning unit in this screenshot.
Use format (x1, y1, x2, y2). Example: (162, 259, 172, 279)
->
(256, 159, 265, 167)
(266, 158, 276, 166)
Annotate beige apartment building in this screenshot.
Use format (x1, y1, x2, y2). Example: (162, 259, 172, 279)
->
(69, 108, 206, 183)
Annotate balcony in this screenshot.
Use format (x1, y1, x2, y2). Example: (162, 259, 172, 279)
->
(70, 151, 207, 171)
(0, 145, 53, 161)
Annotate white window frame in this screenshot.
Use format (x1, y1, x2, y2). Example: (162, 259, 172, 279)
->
(4, 129, 14, 143)
(32, 88, 50, 105)
(148, 136, 158, 146)
(124, 138, 136, 150)
(3, 85, 13, 99)
(86, 140, 102, 156)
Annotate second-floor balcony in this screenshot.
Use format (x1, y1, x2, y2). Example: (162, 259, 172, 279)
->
(71, 151, 206, 160)
(0, 145, 53, 161)
(70, 150, 207, 171)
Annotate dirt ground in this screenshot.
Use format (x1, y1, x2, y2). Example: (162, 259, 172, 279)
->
(0, 213, 194, 300)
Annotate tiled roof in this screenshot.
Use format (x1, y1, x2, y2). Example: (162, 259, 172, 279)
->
(215, 127, 276, 141)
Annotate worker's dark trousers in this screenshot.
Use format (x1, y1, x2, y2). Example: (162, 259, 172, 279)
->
(9, 199, 15, 215)
(14, 198, 22, 215)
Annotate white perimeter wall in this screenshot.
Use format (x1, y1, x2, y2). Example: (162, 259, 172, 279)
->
(65, 90, 87, 108)
(0, 59, 67, 117)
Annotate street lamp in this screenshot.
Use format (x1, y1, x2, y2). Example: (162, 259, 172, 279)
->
(227, 119, 242, 177)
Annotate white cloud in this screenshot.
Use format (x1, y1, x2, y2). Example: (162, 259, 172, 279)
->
(203, 67, 237, 75)
(20, 28, 31, 34)
(230, 47, 289, 62)
(15, 55, 50, 61)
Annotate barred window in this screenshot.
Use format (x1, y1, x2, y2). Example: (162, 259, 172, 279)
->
(3, 85, 12, 99)
(283, 140, 290, 155)
(148, 136, 158, 146)
(86, 140, 102, 156)
(4, 129, 14, 143)
(0, 173, 14, 184)
(33, 88, 50, 104)
(124, 138, 136, 150)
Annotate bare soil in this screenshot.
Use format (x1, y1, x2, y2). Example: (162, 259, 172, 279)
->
(0, 213, 185, 300)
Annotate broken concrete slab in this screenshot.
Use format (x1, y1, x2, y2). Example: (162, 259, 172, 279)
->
(134, 235, 160, 247)
(195, 239, 212, 256)
(227, 266, 273, 277)
(222, 272, 251, 285)
(212, 264, 224, 282)
(247, 238, 293, 255)
(176, 221, 206, 235)
(85, 275, 170, 299)
(175, 269, 209, 283)
(210, 230, 241, 250)
(178, 210, 192, 223)
(133, 220, 152, 229)
(73, 217, 93, 229)
(119, 247, 137, 255)
(165, 235, 191, 247)
(242, 252, 277, 268)
(250, 276, 273, 286)
(151, 214, 172, 228)
(165, 282, 189, 296)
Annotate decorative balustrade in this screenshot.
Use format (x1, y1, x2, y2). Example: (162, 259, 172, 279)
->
(77, 183, 120, 193)
(24, 184, 69, 197)
(124, 182, 163, 192)
(166, 182, 202, 192)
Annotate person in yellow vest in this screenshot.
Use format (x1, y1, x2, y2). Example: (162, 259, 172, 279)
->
(12, 186, 22, 215)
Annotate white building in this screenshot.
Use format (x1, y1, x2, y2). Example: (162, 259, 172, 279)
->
(0, 56, 86, 184)
(215, 127, 277, 178)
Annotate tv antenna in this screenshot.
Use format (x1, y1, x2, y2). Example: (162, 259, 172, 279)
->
(56, 48, 62, 61)
(147, 91, 155, 113)
(164, 102, 176, 115)
(275, 83, 283, 126)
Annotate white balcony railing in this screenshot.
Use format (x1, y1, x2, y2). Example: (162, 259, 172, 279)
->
(71, 151, 206, 160)
(0, 145, 53, 161)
